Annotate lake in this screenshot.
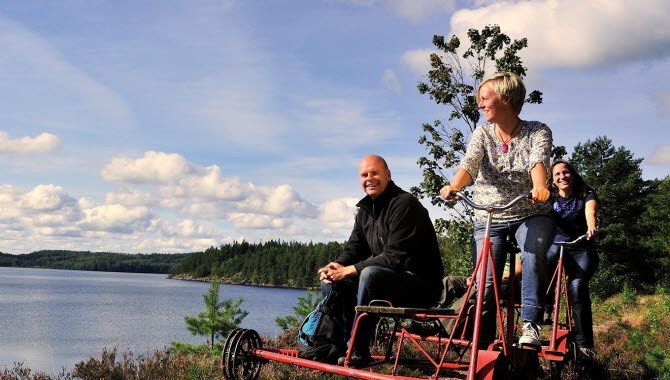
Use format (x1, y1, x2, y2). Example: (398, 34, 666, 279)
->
(0, 266, 307, 375)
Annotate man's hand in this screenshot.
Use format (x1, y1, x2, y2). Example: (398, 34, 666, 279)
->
(530, 186, 550, 204)
(318, 262, 357, 284)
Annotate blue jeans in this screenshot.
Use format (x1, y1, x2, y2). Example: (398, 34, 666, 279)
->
(473, 215, 555, 345)
(322, 266, 440, 351)
(546, 244, 599, 348)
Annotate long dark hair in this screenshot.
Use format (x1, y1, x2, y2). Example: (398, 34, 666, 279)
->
(549, 160, 594, 199)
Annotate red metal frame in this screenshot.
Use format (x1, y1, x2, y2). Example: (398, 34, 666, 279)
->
(539, 244, 574, 362)
(223, 192, 539, 380)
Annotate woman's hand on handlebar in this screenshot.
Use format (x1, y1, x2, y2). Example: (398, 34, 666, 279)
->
(586, 227, 598, 240)
(530, 186, 550, 204)
(439, 185, 460, 201)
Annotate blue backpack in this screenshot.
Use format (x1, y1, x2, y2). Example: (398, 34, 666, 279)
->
(298, 287, 351, 363)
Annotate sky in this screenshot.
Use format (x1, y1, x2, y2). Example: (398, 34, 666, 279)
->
(1, 0, 669, 254)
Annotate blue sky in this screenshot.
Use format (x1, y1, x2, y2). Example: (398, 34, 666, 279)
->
(1, 0, 669, 254)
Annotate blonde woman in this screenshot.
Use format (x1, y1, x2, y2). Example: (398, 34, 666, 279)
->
(440, 72, 555, 349)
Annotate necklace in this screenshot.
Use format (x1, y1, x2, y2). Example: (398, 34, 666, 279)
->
(497, 119, 523, 153)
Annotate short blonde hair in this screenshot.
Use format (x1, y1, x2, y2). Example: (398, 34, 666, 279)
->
(477, 72, 526, 116)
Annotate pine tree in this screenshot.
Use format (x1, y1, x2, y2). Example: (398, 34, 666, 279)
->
(569, 136, 653, 295)
(184, 281, 248, 348)
(275, 290, 322, 332)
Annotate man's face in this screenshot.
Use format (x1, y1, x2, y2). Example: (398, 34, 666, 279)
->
(358, 156, 391, 198)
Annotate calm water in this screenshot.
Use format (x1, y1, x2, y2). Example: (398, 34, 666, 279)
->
(0, 266, 307, 375)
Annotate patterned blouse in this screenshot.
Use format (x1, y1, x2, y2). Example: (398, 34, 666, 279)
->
(460, 120, 553, 222)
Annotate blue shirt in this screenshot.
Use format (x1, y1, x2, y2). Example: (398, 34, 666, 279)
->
(551, 190, 597, 242)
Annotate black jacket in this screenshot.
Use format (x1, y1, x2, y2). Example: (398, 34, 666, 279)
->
(335, 181, 444, 292)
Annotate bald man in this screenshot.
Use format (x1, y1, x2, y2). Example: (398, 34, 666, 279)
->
(318, 154, 444, 366)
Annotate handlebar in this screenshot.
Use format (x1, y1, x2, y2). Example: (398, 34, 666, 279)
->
(451, 191, 531, 212)
(553, 234, 589, 247)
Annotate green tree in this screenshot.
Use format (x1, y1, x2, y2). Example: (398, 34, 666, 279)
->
(184, 281, 248, 349)
(438, 221, 474, 277)
(275, 290, 322, 332)
(640, 176, 670, 288)
(569, 136, 653, 295)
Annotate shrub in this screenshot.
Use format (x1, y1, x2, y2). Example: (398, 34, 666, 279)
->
(593, 292, 670, 379)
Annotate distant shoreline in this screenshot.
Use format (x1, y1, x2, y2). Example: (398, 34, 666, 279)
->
(167, 273, 312, 290)
(1, 265, 312, 291)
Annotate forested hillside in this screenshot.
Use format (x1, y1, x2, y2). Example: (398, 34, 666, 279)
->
(0, 241, 346, 287)
(170, 240, 345, 288)
(0, 250, 187, 274)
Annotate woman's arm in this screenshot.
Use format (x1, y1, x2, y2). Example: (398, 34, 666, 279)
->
(440, 127, 485, 200)
(585, 199, 598, 239)
(530, 162, 550, 203)
(439, 168, 473, 200)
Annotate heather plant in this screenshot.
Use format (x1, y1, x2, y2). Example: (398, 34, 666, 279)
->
(592, 291, 670, 380)
(73, 347, 223, 380)
(0, 363, 73, 380)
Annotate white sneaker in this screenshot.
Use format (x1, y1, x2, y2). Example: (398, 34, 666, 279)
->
(519, 321, 541, 349)
(579, 347, 596, 361)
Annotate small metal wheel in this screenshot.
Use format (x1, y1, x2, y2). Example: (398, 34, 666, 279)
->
(372, 317, 392, 350)
(223, 328, 247, 379)
(224, 329, 263, 380)
(222, 328, 245, 375)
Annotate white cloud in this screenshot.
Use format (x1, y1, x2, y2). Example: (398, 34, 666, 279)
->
(382, 69, 401, 94)
(150, 219, 217, 239)
(228, 213, 286, 229)
(105, 188, 153, 207)
(178, 201, 223, 218)
(0, 132, 60, 154)
(648, 145, 670, 165)
(402, 49, 434, 77)
(100, 152, 322, 228)
(318, 198, 358, 230)
(264, 185, 315, 215)
(31, 212, 78, 228)
(19, 184, 76, 212)
(162, 166, 251, 201)
(101, 151, 193, 184)
(0, 185, 22, 206)
(35, 226, 82, 237)
(239, 184, 318, 217)
(450, 0, 670, 69)
(80, 204, 151, 233)
(174, 219, 214, 238)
